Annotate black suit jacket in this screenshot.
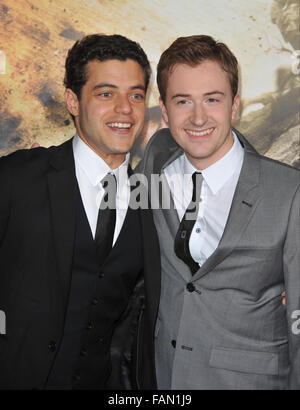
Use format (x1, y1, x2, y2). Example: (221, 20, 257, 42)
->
(0, 139, 160, 389)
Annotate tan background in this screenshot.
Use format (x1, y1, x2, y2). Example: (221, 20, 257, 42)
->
(0, 0, 299, 167)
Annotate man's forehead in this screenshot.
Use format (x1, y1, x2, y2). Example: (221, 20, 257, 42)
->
(166, 60, 231, 91)
(85, 58, 145, 87)
(169, 59, 226, 76)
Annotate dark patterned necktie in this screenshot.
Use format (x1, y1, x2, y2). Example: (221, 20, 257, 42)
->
(174, 172, 203, 274)
(95, 173, 117, 265)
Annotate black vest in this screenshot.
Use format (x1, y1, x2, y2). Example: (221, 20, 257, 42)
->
(46, 187, 143, 389)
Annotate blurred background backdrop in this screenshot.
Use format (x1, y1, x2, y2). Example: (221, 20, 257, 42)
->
(0, 0, 299, 167)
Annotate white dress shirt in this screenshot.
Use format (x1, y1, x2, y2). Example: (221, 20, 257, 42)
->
(164, 131, 244, 266)
(73, 134, 131, 245)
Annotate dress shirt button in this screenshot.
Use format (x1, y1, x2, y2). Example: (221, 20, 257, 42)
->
(92, 297, 99, 305)
(186, 283, 195, 292)
(80, 348, 87, 357)
(48, 341, 57, 352)
(196, 228, 201, 233)
(171, 340, 176, 348)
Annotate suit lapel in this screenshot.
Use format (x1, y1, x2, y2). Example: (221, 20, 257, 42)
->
(152, 147, 182, 238)
(47, 139, 77, 302)
(152, 147, 182, 175)
(194, 141, 261, 279)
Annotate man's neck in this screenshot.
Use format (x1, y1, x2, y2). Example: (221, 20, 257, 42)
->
(186, 130, 234, 171)
(77, 134, 127, 170)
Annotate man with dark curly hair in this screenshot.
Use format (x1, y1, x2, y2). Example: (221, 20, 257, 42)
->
(0, 34, 159, 390)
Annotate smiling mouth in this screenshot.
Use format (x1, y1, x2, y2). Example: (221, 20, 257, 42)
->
(185, 127, 214, 137)
(107, 122, 133, 130)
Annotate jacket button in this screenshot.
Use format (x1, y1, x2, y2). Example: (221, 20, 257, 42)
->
(92, 297, 99, 305)
(74, 374, 81, 382)
(48, 341, 57, 352)
(171, 340, 176, 348)
(80, 348, 87, 357)
(186, 283, 195, 292)
(86, 322, 93, 330)
(98, 272, 104, 278)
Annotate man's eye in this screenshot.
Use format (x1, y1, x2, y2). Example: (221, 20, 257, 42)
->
(99, 92, 111, 98)
(207, 98, 218, 103)
(177, 99, 189, 105)
(131, 93, 145, 100)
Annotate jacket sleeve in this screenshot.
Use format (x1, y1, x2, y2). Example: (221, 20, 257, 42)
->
(0, 156, 12, 246)
(283, 183, 300, 389)
(106, 271, 145, 389)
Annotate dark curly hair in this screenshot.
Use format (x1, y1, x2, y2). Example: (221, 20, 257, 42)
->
(64, 34, 151, 99)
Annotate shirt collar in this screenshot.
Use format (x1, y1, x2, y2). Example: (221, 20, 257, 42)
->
(72, 133, 130, 186)
(183, 131, 244, 194)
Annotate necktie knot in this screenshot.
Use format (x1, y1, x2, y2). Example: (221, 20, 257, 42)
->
(100, 173, 117, 210)
(191, 172, 203, 203)
(101, 172, 116, 185)
(187, 172, 203, 217)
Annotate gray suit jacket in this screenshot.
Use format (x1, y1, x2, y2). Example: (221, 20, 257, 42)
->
(138, 127, 300, 390)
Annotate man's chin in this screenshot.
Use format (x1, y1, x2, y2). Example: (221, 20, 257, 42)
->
(109, 144, 133, 154)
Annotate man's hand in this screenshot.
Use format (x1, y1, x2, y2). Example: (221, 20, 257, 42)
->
(282, 291, 286, 306)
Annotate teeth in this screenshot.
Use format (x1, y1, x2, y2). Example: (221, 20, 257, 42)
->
(186, 128, 214, 136)
(107, 122, 131, 129)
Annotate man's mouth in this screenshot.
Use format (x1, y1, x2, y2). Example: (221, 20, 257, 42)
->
(185, 127, 214, 137)
(107, 122, 133, 130)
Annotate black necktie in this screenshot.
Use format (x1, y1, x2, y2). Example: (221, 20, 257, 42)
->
(95, 173, 117, 265)
(174, 172, 203, 274)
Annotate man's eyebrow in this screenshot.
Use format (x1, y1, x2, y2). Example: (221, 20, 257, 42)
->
(130, 84, 146, 91)
(203, 91, 225, 96)
(171, 93, 191, 100)
(171, 91, 225, 100)
(93, 83, 117, 91)
(93, 83, 146, 91)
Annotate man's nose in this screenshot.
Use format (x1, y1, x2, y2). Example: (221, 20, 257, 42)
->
(190, 103, 207, 126)
(115, 95, 132, 115)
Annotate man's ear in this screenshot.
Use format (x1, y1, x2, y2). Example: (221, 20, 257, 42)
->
(65, 88, 79, 117)
(231, 94, 240, 121)
(159, 97, 169, 125)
